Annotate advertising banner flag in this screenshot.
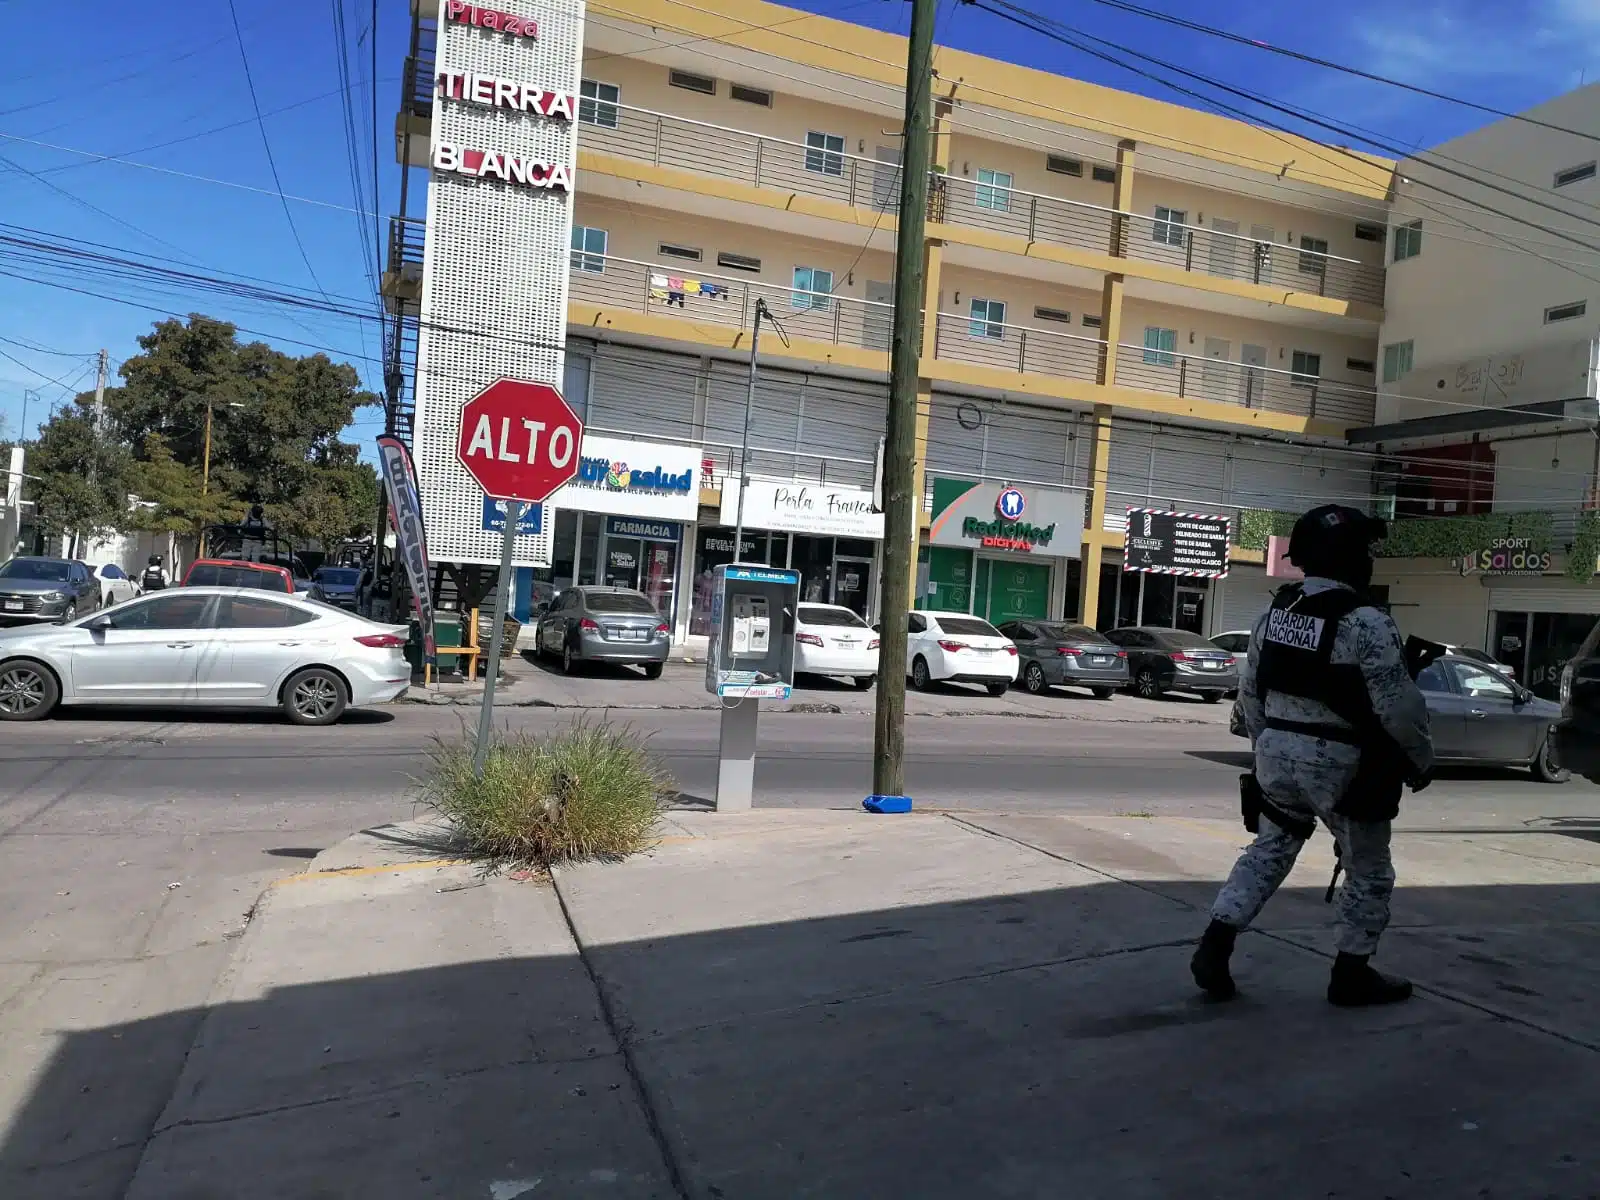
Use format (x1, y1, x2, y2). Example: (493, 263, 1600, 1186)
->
(377, 435, 436, 657)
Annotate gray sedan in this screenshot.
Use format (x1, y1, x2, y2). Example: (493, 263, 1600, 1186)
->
(0, 557, 101, 625)
(535, 586, 670, 678)
(1229, 653, 1568, 783)
(997, 620, 1128, 698)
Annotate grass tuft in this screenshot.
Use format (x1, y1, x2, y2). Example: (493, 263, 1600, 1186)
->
(419, 719, 672, 865)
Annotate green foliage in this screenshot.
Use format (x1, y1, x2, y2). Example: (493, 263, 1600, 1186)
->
(128, 434, 244, 536)
(1566, 511, 1600, 583)
(1234, 509, 1296, 551)
(420, 721, 673, 865)
(1376, 511, 1553, 559)
(27, 409, 133, 542)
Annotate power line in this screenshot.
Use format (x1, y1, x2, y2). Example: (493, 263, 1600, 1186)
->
(226, 0, 330, 298)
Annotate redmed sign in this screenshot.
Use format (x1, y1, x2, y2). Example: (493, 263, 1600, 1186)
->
(457, 379, 584, 505)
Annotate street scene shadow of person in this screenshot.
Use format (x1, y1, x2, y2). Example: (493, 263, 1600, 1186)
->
(2, 871, 1595, 1199)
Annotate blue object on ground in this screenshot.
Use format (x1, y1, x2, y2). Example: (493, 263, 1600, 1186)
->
(863, 794, 914, 814)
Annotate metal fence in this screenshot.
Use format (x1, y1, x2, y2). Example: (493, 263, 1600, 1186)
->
(1112, 343, 1377, 424)
(933, 312, 1103, 383)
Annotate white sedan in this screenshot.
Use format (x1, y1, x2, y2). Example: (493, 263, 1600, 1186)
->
(0, 587, 412, 724)
(91, 563, 141, 607)
(907, 610, 1019, 696)
(794, 603, 879, 688)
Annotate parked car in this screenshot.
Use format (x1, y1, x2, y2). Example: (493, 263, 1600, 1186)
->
(1441, 644, 1518, 678)
(1230, 652, 1568, 783)
(794, 603, 878, 689)
(0, 557, 102, 625)
(182, 558, 296, 593)
(0, 588, 411, 724)
(997, 619, 1127, 698)
(534, 586, 670, 677)
(1555, 618, 1600, 783)
(906, 610, 1018, 697)
(313, 565, 362, 610)
(1210, 630, 1251, 655)
(91, 563, 141, 607)
(1105, 626, 1238, 701)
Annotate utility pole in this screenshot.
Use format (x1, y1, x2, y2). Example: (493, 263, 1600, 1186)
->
(92, 349, 107, 432)
(732, 298, 769, 560)
(20, 389, 37, 444)
(871, 0, 938, 805)
(198, 398, 215, 559)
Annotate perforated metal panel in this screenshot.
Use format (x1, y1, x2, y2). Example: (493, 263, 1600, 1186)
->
(413, 0, 584, 566)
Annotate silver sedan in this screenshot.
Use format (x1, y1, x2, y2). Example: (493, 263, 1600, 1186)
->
(0, 588, 413, 724)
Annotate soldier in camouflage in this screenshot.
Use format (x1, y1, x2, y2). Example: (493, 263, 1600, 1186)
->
(1191, 505, 1434, 1007)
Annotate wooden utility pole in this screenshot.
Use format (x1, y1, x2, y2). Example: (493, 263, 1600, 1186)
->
(871, 0, 938, 802)
(92, 349, 107, 432)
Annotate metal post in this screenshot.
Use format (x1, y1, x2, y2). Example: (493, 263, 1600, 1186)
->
(92, 349, 107, 432)
(198, 399, 214, 559)
(732, 298, 767, 559)
(473, 499, 521, 778)
(871, 0, 937, 805)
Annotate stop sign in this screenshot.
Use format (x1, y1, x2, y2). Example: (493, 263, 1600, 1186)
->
(456, 378, 584, 505)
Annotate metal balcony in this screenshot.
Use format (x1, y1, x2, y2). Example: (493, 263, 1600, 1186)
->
(380, 215, 426, 314)
(1111, 342, 1377, 425)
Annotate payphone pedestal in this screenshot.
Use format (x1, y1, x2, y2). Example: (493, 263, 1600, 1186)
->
(715, 698, 759, 813)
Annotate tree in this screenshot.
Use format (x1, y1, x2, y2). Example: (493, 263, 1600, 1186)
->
(128, 433, 246, 543)
(27, 408, 133, 548)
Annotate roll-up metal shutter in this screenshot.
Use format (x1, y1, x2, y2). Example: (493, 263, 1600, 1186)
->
(1229, 441, 1370, 514)
(1105, 422, 1155, 531)
(982, 403, 1073, 487)
(925, 393, 986, 479)
(587, 345, 699, 439)
(1147, 427, 1229, 511)
(796, 375, 883, 489)
(1492, 433, 1593, 512)
(706, 362, 803, 483)
(1214, 564, 1281, 635)
(1482, 578, 1600, 615)
(564, 346, 592, 422)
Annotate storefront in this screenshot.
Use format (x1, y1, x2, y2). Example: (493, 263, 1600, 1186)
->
(513, 434, 701, 628)
(689, 478, 884, 635)
(921, 477, 1086, 623)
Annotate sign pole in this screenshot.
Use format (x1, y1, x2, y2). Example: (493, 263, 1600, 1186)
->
(473, 499, 521, 778)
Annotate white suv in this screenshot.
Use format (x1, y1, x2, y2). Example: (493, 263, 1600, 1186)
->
(907, 610, 1019, 697)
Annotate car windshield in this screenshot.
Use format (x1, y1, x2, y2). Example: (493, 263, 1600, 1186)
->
(584, 590, 657, 614)
(800, 606, 868, 628)
(1576, 616, 1600, 661)
(937, 616, 1003, 638)
(1153, 628, 1218, 649)
(315, 568, 360, 586)
(1036, 623, 1104, 643)
(187, 564, 286, 590)
(0, 558, 71, 582)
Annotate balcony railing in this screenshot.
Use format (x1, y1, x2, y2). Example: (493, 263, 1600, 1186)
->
(575, 103, 1385, 309)
(567, 253, 896, 352)
(1112, 342, 1377, 424)
(933, 312, 1103, 384)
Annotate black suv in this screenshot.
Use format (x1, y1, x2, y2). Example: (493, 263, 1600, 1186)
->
(1555, 617, 1600, 782)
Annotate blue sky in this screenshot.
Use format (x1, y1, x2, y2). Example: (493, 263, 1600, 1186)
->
(1, 0, 1595, 447)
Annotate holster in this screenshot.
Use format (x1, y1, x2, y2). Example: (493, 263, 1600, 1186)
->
(1334, 747, 1405, 823)
(1239, 773, 1317, 841)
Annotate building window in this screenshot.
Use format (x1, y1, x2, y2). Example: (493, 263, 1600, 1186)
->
(1033, 305, 1072, 323)
(578, 80, 619, 128)
(1142, 326, 1177, 367)
(1354, 222, 1385, 242)
(1298, 235, 1329, 274)
(1346, 357, 1376, 373)
(804, 131, 845, 177)
(1290, 350, 1322, 386)
(1046, 154, 1082, 177)
(1381, 340, 1413, 382)
(1152, 206, 1186, 246)
(1545, 300, 1588, 323)
(1393, 220, 1422, 262)
(570, 225, 607, 273)
(792, 266, 834, 311)
(658, 243, 702, 262)
(716, 251, 761, 273)
(1091, 164, 1116, 183)
(975, 168, 1013, 211)
(730, 83, 772, 107)
(1555, 162, 1596, 187)
(1081, 313, 1102, 329)
(668, 69, 716, 95)
(969, 298, 1006, 339)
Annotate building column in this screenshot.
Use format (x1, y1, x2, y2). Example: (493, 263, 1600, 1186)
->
(910, 93, 955, 598)
(1080, 140, 1134, 626)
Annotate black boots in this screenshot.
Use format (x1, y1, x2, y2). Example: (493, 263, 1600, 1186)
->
(1327, 952, 1413, 1007)
(1190, 919, 1239, 1000)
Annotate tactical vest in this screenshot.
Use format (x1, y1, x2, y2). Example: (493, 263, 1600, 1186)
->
(1255, 583, 1407, 822)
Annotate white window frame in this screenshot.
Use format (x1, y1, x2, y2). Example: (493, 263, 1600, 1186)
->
(1393, 220, 1422, 263)
(804, 131, 845, 177)
(975, 168, 1013, 212)
(1381, 340, 1413, 383)
(570, 225, 607, 273)
(791, 265, 834, 312)
(1298, 235, 1329, 275)
(1152, 206, 1187, 247)
(1142, 326, 1177, 367)
(969, 298, 1007, 339)
(1555, 162, 1596, 187)
(578, 79, 619, 129)
(1290, 350, 1322, 387)
(1544, 300, 1588, 324)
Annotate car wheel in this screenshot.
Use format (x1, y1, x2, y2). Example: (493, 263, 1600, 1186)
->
(562, 641, 578, 675)
(282, 668, 347, 726)
(1534, 736, 1571, 784)
(1092, 687, 1115, 700)
(1135, 667, 1163, 699)
(985, 682, 1010, 698)
(854, 675, 876, 691)
(911, 655, 931, 691)
(642, 662, 663, 680)
(59, 603, 77, 625)
(0, 659, 60, 721)
(1023, 662, 1047, 694)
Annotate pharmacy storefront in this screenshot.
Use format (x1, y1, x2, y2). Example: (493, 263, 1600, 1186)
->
(921, 477, 1087, 623)
(687, 479, 884, 636)
(518, 434, 701, 628)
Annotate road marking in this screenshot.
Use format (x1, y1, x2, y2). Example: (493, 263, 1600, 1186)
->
(271, 858, 469, 886)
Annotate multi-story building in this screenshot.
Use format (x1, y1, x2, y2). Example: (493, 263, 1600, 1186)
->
(387, 0, 1411, 654)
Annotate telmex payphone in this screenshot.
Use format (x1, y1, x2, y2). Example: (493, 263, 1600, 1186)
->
(705, 564, 799, 700)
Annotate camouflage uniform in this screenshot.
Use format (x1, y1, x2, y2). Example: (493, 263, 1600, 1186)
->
(1209, 577, 1433, 955)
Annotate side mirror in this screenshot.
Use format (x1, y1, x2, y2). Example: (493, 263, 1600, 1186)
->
(533, 601, 550, 616)
(872, 623, 881, 633)
(85, 613, 114, 631)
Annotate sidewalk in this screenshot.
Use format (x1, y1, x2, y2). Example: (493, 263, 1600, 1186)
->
(407, 657, 1234, 724)
(109, 808, 1598, 1197)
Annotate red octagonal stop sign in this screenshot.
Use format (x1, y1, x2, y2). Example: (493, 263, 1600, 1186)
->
(456, 378, 584, 505)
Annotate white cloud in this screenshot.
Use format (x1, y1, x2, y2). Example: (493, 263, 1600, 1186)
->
(1354, 1, 1600, 88)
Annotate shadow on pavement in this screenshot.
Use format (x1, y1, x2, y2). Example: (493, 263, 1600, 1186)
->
(53, 706, 396, 727)
(519, 648, 657, 683)
(2, 877, 1595, 1198)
